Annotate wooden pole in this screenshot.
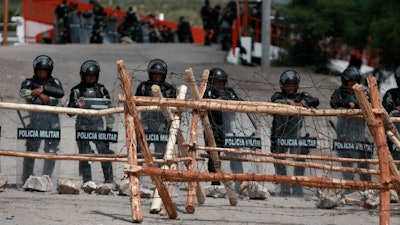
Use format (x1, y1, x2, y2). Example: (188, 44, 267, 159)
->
(124, 165, 385, 190)
(0, 98, 382, 117)
(211, 154, 379, 175)
(151, 84, 187, 215)
(197, 145, 383, 164)
(2, 0, 9, 46)
(124, 107, 142, 222)
(354, 77, 390, 225)
(185, 68, 209, 212)
(116, 60, 177, 219)
(127, 96, 372, 117)
(188, 70, 238, 206)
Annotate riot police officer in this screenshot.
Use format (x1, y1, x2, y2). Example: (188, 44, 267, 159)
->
(203, 67, 242, 193)
(382, 66, 400, 163)
(68, 60, 115, 184)
(270, 70, 319, 197)
(54, 0, 70, 44)
(135, 59, 176, 158)
(20, 55, 64, 183)
(330, 66, 371, 182)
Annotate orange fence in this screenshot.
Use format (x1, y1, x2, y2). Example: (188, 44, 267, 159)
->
(22, 0, 205, 44)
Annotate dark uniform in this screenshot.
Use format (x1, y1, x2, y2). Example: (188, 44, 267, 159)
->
(120, 6, 139, 41)
(20, 55, 64, 183)
(382, 66, 400, 163)
(270, 70, 319, 196)
(68, 60, 115, 183)
(90, 0, 106, 43)
(201, 0, 213, 46)
(219, 2, 236, 51)
(54, 0, 70, 44)
(203, 67, 243, 192)
(176, 16, 193, 43)
(135, 59, 176, 158)
(330, 66, 371, 182)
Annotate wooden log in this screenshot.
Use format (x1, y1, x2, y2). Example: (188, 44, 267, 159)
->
(150, 164, 169, 214)
(0, 149, 197, 166)
(382, 109, 400, 144)
(210, 154, 380, 175)
(150, 84, 186, 214)
(197, 145, 382, 164)
(356, 78, 390, 225)
(0, 146, 386, 174)
(117, 60, 177, 219)
(188, 70, 238, 206)
(124, 109, 142, 222)
(128, 96, 381, 117)
(2, 94, 394, 118)
(160, 163, 177, 216)
(185, 68, 209, 212)
(385, 131, 400, 197)
(124, 165, 386, 190)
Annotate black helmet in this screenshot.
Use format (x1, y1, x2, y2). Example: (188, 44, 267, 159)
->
(208, 67, 228, 85)
(341, 66, 361, 85)
(147, 59, 167, 81)
(33, 55, 53, 75)
(279, 70, 300, 86)
(80, 60, 100, 82)
(395, 65, 400, 80)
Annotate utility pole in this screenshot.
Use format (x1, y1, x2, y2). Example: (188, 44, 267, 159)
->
(2, 0, 9, 46)
(261, 0, 271, 67)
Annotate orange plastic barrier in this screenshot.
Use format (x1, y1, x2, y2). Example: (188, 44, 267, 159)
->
(23, 0, 205, 44)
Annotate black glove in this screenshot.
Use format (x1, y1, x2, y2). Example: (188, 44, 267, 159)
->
(301, 92, 319, 107)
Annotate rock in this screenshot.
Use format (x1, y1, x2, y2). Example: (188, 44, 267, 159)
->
(390, 190, 399, 203)
(204, 185, 226, 198)
(23, 175, 52, 192)
(316, 197, 339, 209)
(56, 178, 82, 195)
(0, 175, 8, 192)
(82, 181, 97, 194)
(118, 179, 154, 198)
(364, 198, 379, 209)
(140, 187, 154, 198)
(120, 36, 134, 44)
(96, 183, 116, 195)
(239, 181, 269, 200)
(118, 179, 130, 196)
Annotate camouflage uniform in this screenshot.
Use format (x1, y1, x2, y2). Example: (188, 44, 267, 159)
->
(270, 70, 319, 196)
(135, 79, 176, 157)
(203, 85, 242, 191)
(271, 91, 319, 196)
(330, 85, 371, 181)
(68, 83, 115, 183)
(20, 70, 64, 183)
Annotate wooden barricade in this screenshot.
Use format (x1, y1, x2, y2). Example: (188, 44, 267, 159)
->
(1, 63, 400, 224)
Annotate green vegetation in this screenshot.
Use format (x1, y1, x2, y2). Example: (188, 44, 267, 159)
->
(281, 0, 400, 70)
(0, 0, 22, 24)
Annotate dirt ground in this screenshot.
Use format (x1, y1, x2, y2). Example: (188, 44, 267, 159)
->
(0, 185, 393, 225)
(0, 43, 398, 225)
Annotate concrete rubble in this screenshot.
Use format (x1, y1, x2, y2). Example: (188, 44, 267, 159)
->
(0, 175, 8, 192)
(22, 175, 53, 192)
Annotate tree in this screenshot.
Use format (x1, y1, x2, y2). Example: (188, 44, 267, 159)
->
(281, 0, 400, 70)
